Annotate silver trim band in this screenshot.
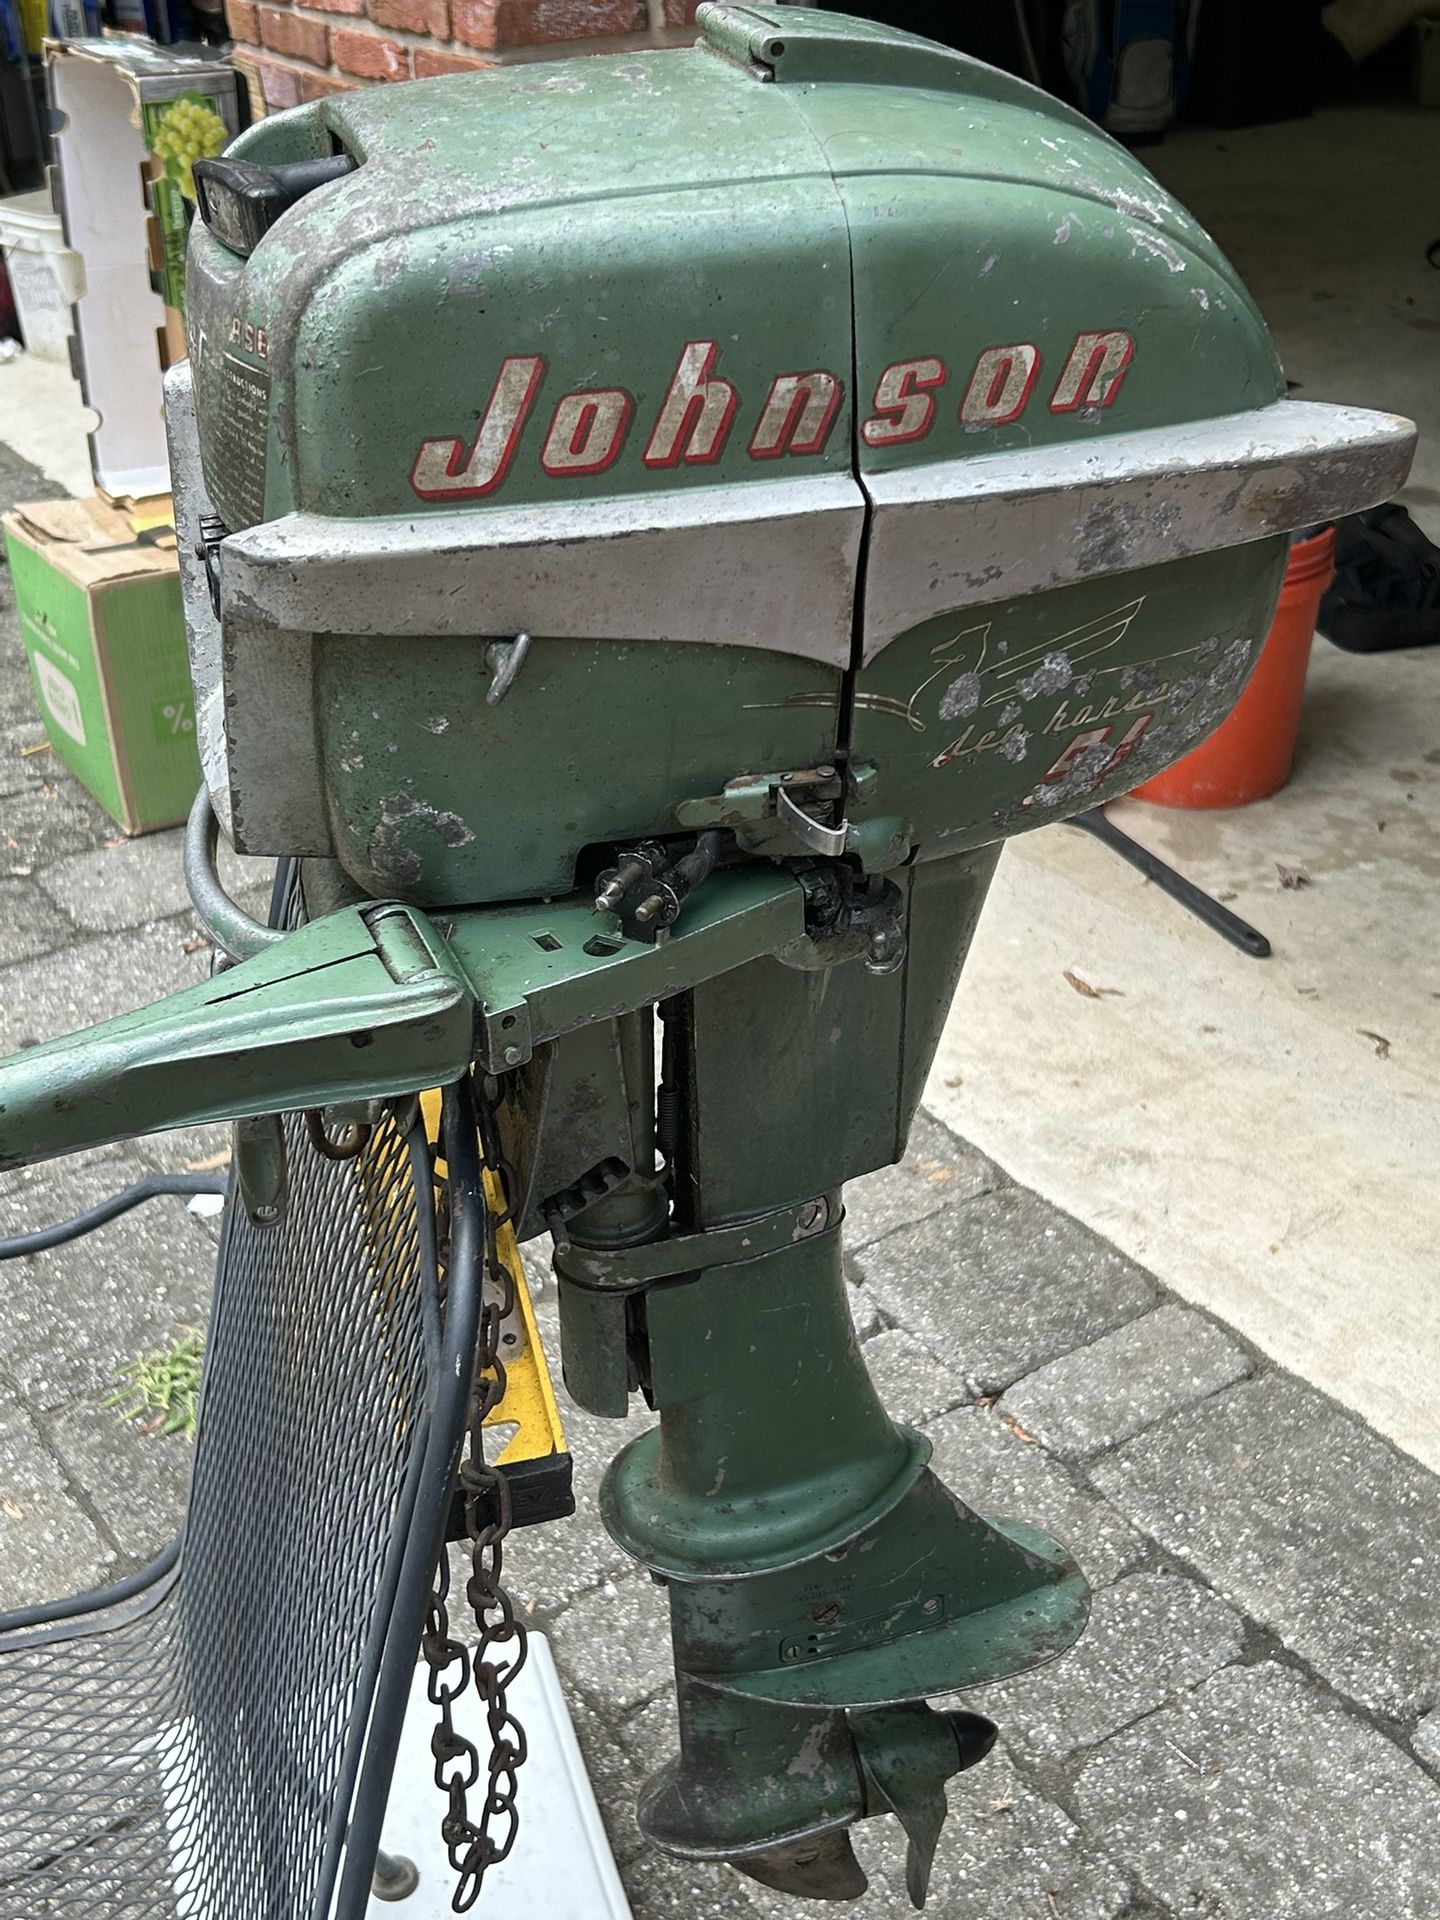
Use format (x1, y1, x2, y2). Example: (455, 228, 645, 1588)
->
(859, 400, 1415, 660)
(220, 471, 868, 670)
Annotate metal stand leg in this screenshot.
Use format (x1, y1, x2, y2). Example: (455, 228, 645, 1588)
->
(1069, 807, 1272, 958)
(371, 1849, 420, 1902)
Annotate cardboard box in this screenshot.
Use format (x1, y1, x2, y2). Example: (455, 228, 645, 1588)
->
(2, 496, 201, 834)
(46, 38, 241, 500)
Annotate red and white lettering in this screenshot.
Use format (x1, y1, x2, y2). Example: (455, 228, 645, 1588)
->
(1049, 330, 1135, 413)
(861, 357, 946, 448)
(410, 354, 545, 500)
(642, 340, 739, 469)
(540, 388, 634, 477)
(959, 344, 1040, 426)
(747, 370, 843, 460)
(1027, 713, 1154, 805)
(1094, 712, 1152, 782)
(1035, 726, 1112, 790)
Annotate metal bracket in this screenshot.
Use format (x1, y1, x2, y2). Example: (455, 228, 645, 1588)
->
(674, 763, 903, 867)
(775, 785, 847, 857)
(454, 866, 805, 1073)
(551, 1191, 839, 1292)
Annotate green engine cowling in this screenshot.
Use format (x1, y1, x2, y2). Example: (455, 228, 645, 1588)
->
(173, 3, 1411, 908)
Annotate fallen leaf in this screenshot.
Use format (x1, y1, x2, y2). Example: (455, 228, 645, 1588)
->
(183, 1148, 232, 1173)
(1063, 968, 1124, 999)
(18, 740, 50, 759)
(1276, 864, 1312, 890)
(0, 1497, 23, 1519)
(916, 1160, 954, 1185)
(1000, 1412, 1042, 1446)
(182, 934, 211, 955)
(101, 837, 125, 851)
(1357, 1028, 1391, 1060)
(944, 1074, 963, 1089)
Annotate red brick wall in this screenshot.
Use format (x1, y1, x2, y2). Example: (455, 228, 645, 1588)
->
(228, 0, 701, 113)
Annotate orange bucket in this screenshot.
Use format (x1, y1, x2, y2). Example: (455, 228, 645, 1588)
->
(1132, 526, 1336, 809)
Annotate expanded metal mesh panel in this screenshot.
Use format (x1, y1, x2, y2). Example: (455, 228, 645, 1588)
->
(0, 1109, 439, 1920)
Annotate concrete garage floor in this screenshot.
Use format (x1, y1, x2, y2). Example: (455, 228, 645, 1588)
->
(930, 102, 1440, 1474)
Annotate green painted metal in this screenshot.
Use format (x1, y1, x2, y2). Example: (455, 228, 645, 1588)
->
(0, 871, 806, 1176)
(602, 1231, 1086, 1884)
(849, 542, 1292, 857)
(445, 866, 806, 1070)
(189, 36, 854, 525)
(680, 850, 998, 1223)
(0, 903, 473, 1170)
(314, 638, 842, 910)
(639, 1680, 997, 1903)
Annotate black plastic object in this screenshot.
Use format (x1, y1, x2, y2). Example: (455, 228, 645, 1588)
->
(193, 152, 356, 258)
(447, 1449, 576, 1535)
(1185, 0, 1317, 125)
(1320, 503, 1440, 653)
(1070, 808, 1271, 958)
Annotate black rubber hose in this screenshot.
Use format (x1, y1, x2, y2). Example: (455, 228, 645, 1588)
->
(0, 1174, 228, 1260)
(0, 1533, 182, 1637)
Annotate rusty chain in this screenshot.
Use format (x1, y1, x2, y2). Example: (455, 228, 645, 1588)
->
(420, 1077, 529, 1913)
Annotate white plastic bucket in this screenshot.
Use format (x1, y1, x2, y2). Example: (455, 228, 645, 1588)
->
(0, 191, 84, 365)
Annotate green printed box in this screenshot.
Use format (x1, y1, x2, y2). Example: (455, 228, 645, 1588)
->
(2, 497, 200, 835)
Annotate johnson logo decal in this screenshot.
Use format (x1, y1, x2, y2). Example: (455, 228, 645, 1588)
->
(409, 330, 1134, 502)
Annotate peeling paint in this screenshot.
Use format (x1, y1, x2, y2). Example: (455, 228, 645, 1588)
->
(939, 672, 981, 720)
(368, 788, 475, 888)
(1128, 227, 1188, 274)
(786, 1722, 831, 1780)
(1015, 651, 1072, 698)
(1105, 186, 1174, 227)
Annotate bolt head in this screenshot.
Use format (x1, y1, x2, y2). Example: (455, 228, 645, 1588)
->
(502, 1045, 523, 1068)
